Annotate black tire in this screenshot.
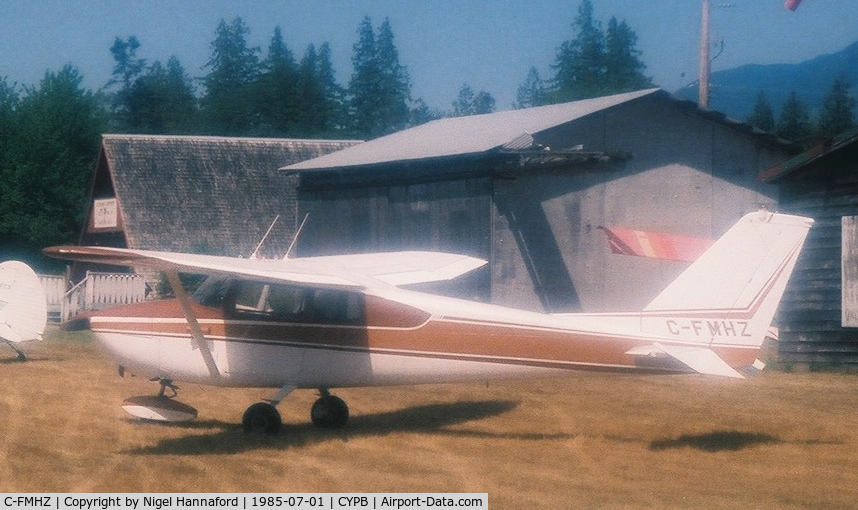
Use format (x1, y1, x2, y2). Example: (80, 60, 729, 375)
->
(310, 395, 349, 428)
(242, 402, 282, 434)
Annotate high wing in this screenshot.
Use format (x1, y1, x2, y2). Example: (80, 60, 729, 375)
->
(42, 246, 487, 289)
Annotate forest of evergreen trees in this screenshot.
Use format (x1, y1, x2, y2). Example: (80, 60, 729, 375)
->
(0, 1, 855, 268)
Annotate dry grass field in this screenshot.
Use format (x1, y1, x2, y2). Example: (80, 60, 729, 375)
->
(1, 330, 857, 509)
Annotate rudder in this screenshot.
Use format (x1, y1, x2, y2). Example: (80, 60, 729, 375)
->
(639, 210, 813, 350)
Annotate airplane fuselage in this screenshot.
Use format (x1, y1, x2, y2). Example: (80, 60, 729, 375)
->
(87, 282, 757, 390)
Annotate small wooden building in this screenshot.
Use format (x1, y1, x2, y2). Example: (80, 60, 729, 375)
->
(759, 126, 858, 368)
(285, 89, 796, 313)
(77, 134, 360, 279)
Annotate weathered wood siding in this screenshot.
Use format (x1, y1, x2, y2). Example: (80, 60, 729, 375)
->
(775, 147, 858, 366)
(490, 95, 783, 313)
(81, 135, 361, 258)
(296, 94, 790, 314)
(299, 175, 492, 298)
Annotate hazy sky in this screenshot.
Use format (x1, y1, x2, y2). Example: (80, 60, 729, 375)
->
(1, 0, 855, 111)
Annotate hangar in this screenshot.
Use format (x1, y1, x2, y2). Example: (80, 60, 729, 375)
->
(285, 89, 796, 313)
(760, 126, 858, 368)
(69, 134, 360, 293)
(79, 134, 361, 261)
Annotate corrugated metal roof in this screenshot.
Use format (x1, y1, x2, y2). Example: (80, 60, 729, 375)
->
(283, 88, 660, 171)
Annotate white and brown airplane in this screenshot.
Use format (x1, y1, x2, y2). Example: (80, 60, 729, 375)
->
(44, 210, 812, 434)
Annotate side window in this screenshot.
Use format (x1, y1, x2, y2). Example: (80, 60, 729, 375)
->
(225, 280, 364, 324)
(310, 289, 365, 324)
(267, 285, 306, 316)
(233, 282, 271, 313)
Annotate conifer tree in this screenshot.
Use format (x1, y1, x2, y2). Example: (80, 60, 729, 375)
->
(296, 43, 345, 135)
(200, 17, 260, 134)
(106, 36, 146, 129)
(552, 0, 605, 101)
(550, 0, 651, 102)
(348, 17, 411, 138)
(315, 42, 346, 133)
(777, 91, 813, 146)
(604, 17, 652, 93)
(255, 26, 300, 134)
(514, 67, 547, 109)
(818, 77, 856, 139)
(452, 83, 496, 116)
(127, 56, 196, 134)
(0, 78, 17, 165)
(409, 98, 441, 126)
(374, 18, 411, 133)
(747, 91, 775, 133)
(0, 66, 105, 265)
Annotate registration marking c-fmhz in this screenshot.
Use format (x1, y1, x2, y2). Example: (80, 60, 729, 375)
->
(665, 319, 752, 337)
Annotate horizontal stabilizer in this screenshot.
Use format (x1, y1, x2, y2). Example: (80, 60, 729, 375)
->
(627, 343, 744, 379)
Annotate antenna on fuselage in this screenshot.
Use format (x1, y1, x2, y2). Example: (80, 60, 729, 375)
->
(284, 213, 309, 259)
(250, 214, 280, 260)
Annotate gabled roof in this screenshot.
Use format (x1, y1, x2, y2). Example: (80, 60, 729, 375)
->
(284, 88, 795, 173)
(284, 89, 660, 172)
(94, 134, 361, 256)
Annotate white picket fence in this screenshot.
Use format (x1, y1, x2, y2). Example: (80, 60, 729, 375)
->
(38, 275, 66, 323)
(39, 272, 148, 323)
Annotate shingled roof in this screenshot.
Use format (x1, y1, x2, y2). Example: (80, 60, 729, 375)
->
(88, 135, 361, 257)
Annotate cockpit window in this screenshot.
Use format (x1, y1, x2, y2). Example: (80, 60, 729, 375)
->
(191, 275, 232, 307)
(224, 280, 365, 325)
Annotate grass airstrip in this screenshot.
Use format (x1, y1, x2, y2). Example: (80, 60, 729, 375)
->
(1, 330, 857, 509)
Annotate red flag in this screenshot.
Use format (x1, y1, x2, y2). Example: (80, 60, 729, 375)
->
(785, 0, 803, 11)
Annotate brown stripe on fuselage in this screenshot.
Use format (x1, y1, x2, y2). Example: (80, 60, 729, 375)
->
(89, 295, 758, 371)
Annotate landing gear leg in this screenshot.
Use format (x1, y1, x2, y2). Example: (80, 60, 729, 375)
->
(156, 378, 179, 398)
(242, 385, 294, 435)
(121, 379, 198, 422)
(311, 388, 349, 428)
(4, 341, 26, 361)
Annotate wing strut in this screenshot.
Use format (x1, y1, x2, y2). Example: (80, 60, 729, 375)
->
(165, 271, 221, 379)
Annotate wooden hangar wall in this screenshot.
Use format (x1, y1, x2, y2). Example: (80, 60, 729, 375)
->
(761, 128, 858, 368)
(297, 94, 791, 314)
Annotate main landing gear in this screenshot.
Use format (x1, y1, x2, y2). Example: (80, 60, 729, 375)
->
(241, 387, 350, 435)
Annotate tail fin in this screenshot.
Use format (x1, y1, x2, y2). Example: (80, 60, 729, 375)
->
(0, 261, 47, 345)
(640, 210, 812, 352)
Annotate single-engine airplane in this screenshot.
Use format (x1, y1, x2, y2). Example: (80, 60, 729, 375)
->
(44, 210, 812, 433)
(0, 260, 48, 361)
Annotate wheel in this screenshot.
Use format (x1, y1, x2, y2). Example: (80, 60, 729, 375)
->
(242, 402, 282, 434)
(311, 395, 349, 428)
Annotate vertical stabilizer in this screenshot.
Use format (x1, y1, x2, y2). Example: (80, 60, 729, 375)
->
(640, 211, 812, 349)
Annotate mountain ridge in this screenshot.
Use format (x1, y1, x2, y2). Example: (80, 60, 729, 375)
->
(673, 39, 858, 121)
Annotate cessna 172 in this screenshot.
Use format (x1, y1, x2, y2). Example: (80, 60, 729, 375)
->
(44, 210, 812, 434)
(0, 260, 47, 361)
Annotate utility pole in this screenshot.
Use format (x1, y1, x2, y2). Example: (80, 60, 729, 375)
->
(699, 0, 710, 109)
